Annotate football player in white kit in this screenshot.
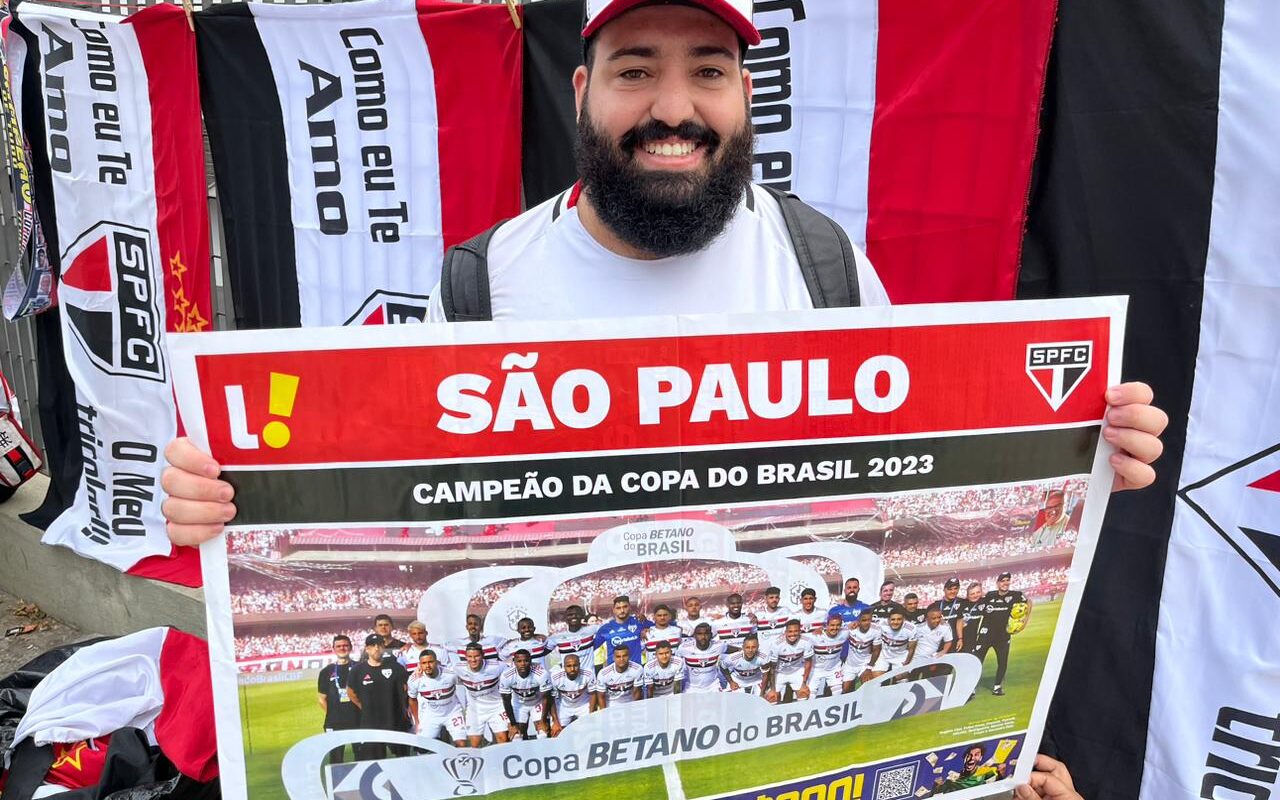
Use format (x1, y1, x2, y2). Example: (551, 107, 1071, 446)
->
(841, 609, 881, 692)
(500, 649, 552, 739)
(407, 650, 467, 746)
(870, 611, 917, 679)
(678, 596, 710, 637)
(713, 593, 757, 652)
(641, 605, 685, 663)
(755, 586, 792, 647)
(766, 619, 813, 703)
(499, 617, 551, 670)
(794, 588, 828, 634)
(546, 605, 600, 673)
(446, 614, 506, 664)
(548, 654, 593, 736)
(453, 643, 510, 746)
(722, 634, 771, 696)
(593, 647, 644, 708)
(913, 608, 955, 665)
(808, 615, 850, 699)
(677, 622, 728, 694)
(641, 641, 684, 698)
(398, 621, 446, 668)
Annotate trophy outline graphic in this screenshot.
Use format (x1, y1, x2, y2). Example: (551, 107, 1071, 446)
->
(442, 754, 483, 796)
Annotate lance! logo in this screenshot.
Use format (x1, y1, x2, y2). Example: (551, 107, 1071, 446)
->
(225, 372, 300, 450)
(1181, 443, 1280, 598)
(59, 221, 165, 382)
(345, 290, 430, 326)
(1026, 342, 1092, 411)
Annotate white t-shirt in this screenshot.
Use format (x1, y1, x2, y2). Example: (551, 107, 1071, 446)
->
(768, 637, 814, 676)
(550, 670, 593, 715)
(641, 658, 685, 697)
(677, 640, 728, 692)
(880, 623, 917, 664)
(755, 605, 793, 643)
(594, 662, 644, 704)
(499, 666, 550, 706)
(914, 622, 955, 660)
(722, 651, 770, 692)
(810, 630, 850, 673)
(427, 184, 890, 322)
(794, 607, 829, 635)
(546, 625, 599, 671)
(845, 625, 881, 669)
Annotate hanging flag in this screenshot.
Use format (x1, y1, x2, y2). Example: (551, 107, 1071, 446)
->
(197, 0, 523, 329)
(7, 1, 211, 586)
(520, 0, 1057, 304)
(1020, 1, 1280, 798)
(0, 0, 55, 320)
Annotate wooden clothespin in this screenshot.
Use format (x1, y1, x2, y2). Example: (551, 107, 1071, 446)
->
(181, 0, 194, 31)
(504, 0, 521, 30)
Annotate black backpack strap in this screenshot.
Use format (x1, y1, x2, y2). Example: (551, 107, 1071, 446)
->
(440, 221, 505, 322)
(761, 186, 862, 308)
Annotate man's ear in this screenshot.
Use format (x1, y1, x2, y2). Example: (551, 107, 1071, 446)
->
(573, 65, 589, 120)
(742, 67, 752, 105)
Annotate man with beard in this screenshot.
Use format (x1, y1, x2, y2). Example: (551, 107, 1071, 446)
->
(712, 593, 757, 652)
(593, 646, 644, 709)
(722, 634, 770, 696)
(548, 654, 594, 735)
(765, 619, 812, 704)
(927, 578, 970, 652)
(316, 635, 360, 763)
(593, 595, 651, 666)
(829, 578, 869, 625)
(841, 610, 880, 692)
(163, 0, 1168, 578)
(398, 621, 442, 668)
(547, 605, 600, 673)
(932, 744, 1005, 794)
(677, 622, 728, 694)
(407, 650, 467, 747)
(754, 586, 792, 647)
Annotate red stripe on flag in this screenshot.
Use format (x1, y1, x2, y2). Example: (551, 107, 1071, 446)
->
(156, 630, 219, 781)
(127, 4, 211, 334)
(127, 5, 209, 588)
(866, 0, 1057, 304)
(418, 1, 523, 248)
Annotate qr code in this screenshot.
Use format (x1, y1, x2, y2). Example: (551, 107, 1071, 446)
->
(874, 763, 919, 800)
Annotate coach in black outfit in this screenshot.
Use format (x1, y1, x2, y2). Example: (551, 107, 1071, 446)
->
(317, 635, 361, 763)
(970, 572, 1030, 696)
(346, 634, 411, 759)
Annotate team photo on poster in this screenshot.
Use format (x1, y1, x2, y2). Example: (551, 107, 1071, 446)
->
(168, 299, 1124, 800)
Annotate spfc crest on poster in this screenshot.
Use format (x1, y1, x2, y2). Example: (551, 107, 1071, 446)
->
(59, 221, 166, 382)
(1180, 443, 1280, 599)
(344, 290, 430, 326)
(1025, 341, 1092, 411)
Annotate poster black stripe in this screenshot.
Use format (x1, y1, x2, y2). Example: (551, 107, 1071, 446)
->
(225, 427, 1100, 526)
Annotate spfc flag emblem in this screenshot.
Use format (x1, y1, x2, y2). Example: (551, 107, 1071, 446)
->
(59, 221, 166, 382)
(1181, 443, 1280, 598)
(1025, 342, 1092, 411)
(344, 289, 430, 326)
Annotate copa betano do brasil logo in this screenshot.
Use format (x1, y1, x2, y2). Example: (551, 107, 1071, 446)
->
(1181, 443, 1280, 599)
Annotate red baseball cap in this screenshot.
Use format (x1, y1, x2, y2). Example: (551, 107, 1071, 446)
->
(582, 0, 762, 47)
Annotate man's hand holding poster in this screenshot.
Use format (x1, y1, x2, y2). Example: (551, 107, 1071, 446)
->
(169, 298, 1124, 800)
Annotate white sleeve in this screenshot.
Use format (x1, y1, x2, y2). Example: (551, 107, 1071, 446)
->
(426, 284, 448, 322)
(853, 245, 892, 307)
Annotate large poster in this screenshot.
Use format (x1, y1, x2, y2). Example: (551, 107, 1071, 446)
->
(7, 2, 210, 584)
(170, 298, 1123, 800)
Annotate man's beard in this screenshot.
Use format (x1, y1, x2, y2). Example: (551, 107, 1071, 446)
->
(575, 100, 755, 258)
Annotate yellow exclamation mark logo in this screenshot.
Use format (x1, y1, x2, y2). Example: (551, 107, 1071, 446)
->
(263, 372, 299, 449)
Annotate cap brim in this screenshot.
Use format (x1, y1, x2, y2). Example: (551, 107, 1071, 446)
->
(583, 0, 762, 47)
